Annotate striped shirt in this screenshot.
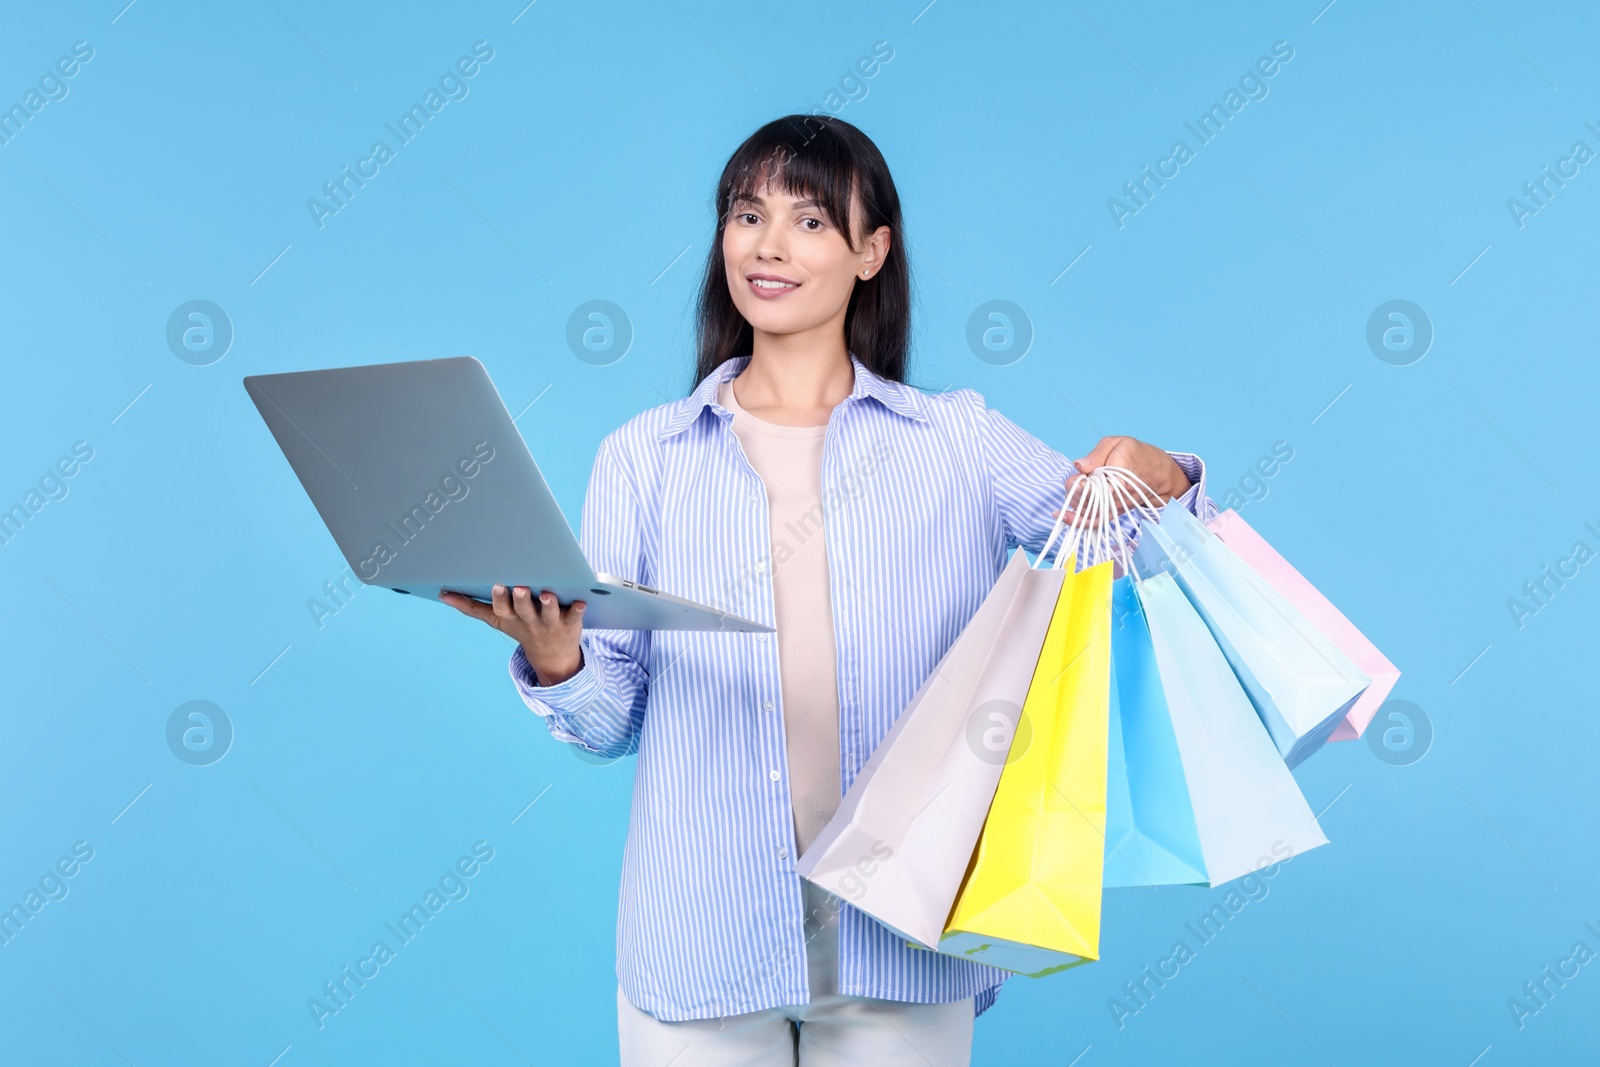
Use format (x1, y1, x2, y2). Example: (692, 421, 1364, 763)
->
(508, 352, 1214, 1023)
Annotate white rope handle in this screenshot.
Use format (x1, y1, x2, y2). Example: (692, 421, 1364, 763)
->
(1056, 475, 1092, 571)
(1035, 472, 1096, 569)
(1054, 472, 1102, 571)
(1093, 472, 1114, 570)
(1096, 465, 1168, 514)
(1102, 466, 1162, 569)
(1052, 475, 1089, 571)
(1055, 470, 1116, 571)
(1039, 464, 1177, 573)
(1101, 473, 1150, 580)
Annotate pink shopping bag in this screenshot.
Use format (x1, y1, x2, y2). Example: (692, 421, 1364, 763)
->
(1206, 509, 1400, 741)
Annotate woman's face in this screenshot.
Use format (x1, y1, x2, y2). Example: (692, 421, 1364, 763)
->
(722, 181, 889, 341)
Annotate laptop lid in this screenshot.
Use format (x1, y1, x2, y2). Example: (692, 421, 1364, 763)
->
(244, 356, 597, 591)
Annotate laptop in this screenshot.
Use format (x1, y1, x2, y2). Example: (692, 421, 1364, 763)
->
(243, 356, 773, 633)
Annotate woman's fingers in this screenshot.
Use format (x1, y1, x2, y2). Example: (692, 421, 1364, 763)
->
(512, 587, 587, 629)
(441, 585, 585, 648)
(528, 588, 560, 626)
(511, 585, 540, 625)
(491, 584, 520, 628)
(438, 590, 493, 623)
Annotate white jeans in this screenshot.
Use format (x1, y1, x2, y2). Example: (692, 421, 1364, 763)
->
(617, 984, 975, 1067)
(617, 882, 975, 1066)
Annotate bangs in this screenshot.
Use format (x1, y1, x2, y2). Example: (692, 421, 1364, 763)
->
(720, 120, 862, 250)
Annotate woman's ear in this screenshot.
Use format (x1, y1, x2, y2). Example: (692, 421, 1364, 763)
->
(861, 224, 891, 278)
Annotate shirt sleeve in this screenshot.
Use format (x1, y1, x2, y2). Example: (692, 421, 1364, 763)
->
(969, 391, 1217, 569)
(506, 433, 650, 760)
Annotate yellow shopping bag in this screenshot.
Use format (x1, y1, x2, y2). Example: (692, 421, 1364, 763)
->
(932, 549, 1114, 978)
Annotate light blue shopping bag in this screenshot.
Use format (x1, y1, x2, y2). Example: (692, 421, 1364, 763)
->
(1104, 575, 1208, 888)
(1133, 570, 1329, 886)
(1132, 498, 1370, 768)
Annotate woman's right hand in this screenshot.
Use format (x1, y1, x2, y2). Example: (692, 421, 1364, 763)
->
(439, 585, 587, 686)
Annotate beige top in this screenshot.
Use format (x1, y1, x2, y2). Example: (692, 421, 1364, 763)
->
(719, 374, 842, 999)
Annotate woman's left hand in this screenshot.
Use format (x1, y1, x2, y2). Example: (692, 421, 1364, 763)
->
(1050, 435, 1192, 521)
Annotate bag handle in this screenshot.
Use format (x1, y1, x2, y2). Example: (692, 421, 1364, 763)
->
(1096, 465, 1168, 514)
(1051, 475, 1093, 571)
(1101, 473, 1153, 579)
(1098, 465, 1195, 581)
(1053, 469, 1117, 571)
(1043, 473, 1093, 570)
(1092, 472, 1116, 571)
(1037, 463, 1172, 572)
(1035, 470, 1098, 569)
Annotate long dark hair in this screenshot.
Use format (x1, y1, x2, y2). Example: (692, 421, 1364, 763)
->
(691, 114, 912, 391)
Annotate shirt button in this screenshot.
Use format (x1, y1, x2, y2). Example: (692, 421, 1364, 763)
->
(777, 846, 789, 858)
(755, 561, 767, 573)
(768, 769, 780, 781)
(756, 633, 769, 642)
(763, 699, 774, 710)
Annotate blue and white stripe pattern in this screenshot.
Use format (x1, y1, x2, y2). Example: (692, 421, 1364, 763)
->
(509, 352, 1215, 1022)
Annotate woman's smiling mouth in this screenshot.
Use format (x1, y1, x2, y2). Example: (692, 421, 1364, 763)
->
(747, 273, 800, 298)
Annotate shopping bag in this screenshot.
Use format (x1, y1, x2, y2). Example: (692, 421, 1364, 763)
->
(1206, 509, 1400, 742)
(1132, 497, 1370, 768)
(1134, 570, 1329, 884)
(933, 547, 1114, 977)
(1102, 574, 1208, 888)
(794, 547, 1067, 949)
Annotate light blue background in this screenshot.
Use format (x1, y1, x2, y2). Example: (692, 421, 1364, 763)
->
(2, 1, 1596, 1063)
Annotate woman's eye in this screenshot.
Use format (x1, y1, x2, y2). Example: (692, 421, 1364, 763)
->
(801, 218, 823, 232)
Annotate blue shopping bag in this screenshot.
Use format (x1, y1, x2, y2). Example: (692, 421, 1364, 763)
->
(1132, 569, 1329, 885)
(1133, 498, 1370, 768)
(1104, 575, 1208, 888)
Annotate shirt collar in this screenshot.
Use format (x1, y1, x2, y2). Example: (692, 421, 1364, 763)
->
(656, 351, 931, 442)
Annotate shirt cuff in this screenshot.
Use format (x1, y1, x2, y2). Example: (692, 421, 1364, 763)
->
(509, 641, 605, 731)
(1167, 450, 1202, 491)
(1164, 450, 1214, 523)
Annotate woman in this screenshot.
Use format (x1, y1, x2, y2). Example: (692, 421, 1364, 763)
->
(443, 115, 1215, 1066)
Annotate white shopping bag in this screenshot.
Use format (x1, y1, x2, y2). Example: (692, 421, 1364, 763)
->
(795, 548, 1067, 948)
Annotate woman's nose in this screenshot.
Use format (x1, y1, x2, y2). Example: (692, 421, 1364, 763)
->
(755, 228, 789, 261)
